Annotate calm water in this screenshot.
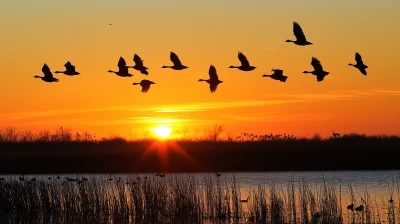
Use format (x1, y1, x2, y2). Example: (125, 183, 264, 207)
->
(6, 170, 400, 197)
(2, 170, 400, 223)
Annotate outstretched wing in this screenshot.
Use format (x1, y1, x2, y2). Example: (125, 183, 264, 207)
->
(209, 65, 218, 80)
(316, 75, 326, 82)
(355, 52, 364, 65)
(272, 69, 283, 76)
(141, 82, 151, 93)
(280, 75, 288, 82)
(359, 68, 367, 75)
(118, 57, 127, 68)
(140, 68, 149, 75)
(42, 64, 54, 78)
(210, 83, 218, 93)
(64, 61, 76, 72)
(238, 52, 250, 67)
(170, 52, 183, 66)
(293, 22, 307, 42)
(133, 54, 144, 67)
(311, 57, 323, 72)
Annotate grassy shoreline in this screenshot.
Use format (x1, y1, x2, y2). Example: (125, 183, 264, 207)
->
(1, 127, 399, 173)
(0, 174, 398, 224)
(0, 135, 400, 173)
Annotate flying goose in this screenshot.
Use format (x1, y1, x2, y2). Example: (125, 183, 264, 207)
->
(128, 54, 149, 75)
(262, 69, 288, 82)
(132, 79, 156, 93)
(303, 57, 330, 82)
(349, 52, 368, 75)
(286, 22, 313, 46)
(108, 57, 133, 77)
(198, 65, 223, 93)
(55, 61, 80, 76)
(229, 52, 256, 71)
(162, 52, 188, 70)
(34, 64, 59, 82)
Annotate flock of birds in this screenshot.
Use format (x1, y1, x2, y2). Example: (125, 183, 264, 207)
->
(34, 22, 369, 93)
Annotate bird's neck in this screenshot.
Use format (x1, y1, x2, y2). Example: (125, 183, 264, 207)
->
(162, 66, 172, 68)
(55, 71, 64, 73)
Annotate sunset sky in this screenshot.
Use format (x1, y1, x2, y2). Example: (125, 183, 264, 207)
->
(0, 0, 399, 139)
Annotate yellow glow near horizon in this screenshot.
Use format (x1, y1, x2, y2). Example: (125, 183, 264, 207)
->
(153, 126, 172, 139)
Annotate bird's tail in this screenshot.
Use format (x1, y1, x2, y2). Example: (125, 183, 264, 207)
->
(280, 76, 288, 82)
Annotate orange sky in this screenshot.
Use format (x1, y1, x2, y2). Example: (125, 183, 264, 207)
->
(0, 1, 399, 139)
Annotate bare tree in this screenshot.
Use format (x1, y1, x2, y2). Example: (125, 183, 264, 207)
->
(19, 131, 34, 142)
(205, 124, 224, 142)
(37, 130, 51, 142)
(3, 127, 18, 142)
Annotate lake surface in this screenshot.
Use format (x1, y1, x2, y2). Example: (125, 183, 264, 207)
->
(6, 170, 399, 189)
(4, 170, 399, 203)
(2, 170, 399, 223)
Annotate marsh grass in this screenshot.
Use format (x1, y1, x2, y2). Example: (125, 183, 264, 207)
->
(0, 174, 398, 224)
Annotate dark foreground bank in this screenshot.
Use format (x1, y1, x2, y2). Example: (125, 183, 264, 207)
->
(0, 135, 399, 174)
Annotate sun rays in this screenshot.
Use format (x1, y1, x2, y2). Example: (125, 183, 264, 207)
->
(133, 139, 201, 173)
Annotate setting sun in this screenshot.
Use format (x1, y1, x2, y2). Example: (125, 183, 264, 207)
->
(153, 126, 172, 139)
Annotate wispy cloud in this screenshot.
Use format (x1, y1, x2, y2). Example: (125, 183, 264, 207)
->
(0, 106, 137, 121)
(155, 109, 205, 113)
(370, 88, 400, 96)
(2, 88, 400, 126)
(144, 99, 306, 113)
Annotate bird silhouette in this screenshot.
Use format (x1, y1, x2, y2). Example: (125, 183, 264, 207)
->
(355, 205, 364, 212)
(162, 52, 188, 70)
(55, 61, 80, 76)
(262, 69, 288, 82)
(128, 54, 149, 75)
(198, 65, 224, 93)
(34, 64, 59, 82)
(108, 57, 133, 77)
(347, 203, 354, 211)
(229, 52, 256, 71)
(349, 52, 368, 75)
(303, 57, 330, 82)
(240, 196, 249, 203)
(286, 22, 313, 46)
(132, 79, 156, 93)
